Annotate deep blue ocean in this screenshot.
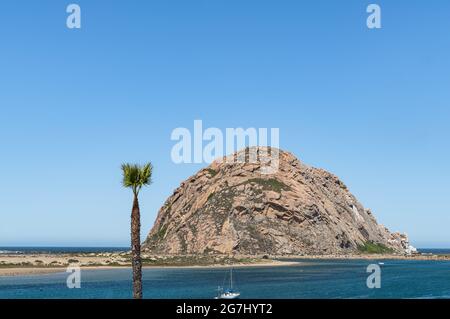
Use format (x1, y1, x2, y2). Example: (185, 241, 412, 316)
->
(1, 247, 450, 299)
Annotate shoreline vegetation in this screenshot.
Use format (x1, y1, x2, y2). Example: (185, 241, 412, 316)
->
(0, 253, 298, 277)
(1, 251, 450, 277)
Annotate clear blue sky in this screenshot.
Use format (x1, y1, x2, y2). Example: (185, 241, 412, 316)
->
(0, 0, 449, 248)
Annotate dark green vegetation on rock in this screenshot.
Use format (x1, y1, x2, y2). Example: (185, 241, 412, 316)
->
(206, 168, 218, 177)
(245, 178, 290, 192)
(358, 241, 394, 254)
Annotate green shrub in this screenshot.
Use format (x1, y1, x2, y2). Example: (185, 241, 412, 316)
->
(358, 242, 394, 254)
(246, 178, 290, 193)
(206, 168, 218, 177)
(157, 225, 167, 238)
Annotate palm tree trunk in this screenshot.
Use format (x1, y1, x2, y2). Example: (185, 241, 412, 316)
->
(131, 194, 143, 299)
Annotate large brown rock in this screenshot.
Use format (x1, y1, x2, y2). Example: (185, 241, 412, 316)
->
(143, 147, 411, 255)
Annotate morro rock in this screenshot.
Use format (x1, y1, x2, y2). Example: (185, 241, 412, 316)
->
(143, 148, 411, 256)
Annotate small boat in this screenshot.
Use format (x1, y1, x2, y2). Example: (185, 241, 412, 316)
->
(215, 268, 240, 299)
(378, 262, 385, 265)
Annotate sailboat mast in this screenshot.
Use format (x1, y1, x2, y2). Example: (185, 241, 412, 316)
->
(230, 269, 233, 290)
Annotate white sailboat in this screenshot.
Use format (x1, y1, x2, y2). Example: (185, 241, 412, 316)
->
(215, 268, 240, 299)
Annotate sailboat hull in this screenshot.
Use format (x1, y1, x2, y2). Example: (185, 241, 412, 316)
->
(217, 292, 240, 299)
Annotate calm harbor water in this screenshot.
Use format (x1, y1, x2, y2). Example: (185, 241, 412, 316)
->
(1, 257, 450, 299)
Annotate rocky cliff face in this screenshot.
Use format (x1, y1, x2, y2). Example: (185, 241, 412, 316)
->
(143, 148, 411, 256)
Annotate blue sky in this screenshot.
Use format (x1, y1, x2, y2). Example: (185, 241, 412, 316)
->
(0, 0, 449, 248)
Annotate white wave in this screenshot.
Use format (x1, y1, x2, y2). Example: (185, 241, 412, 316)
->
(0, 250, 22, 254)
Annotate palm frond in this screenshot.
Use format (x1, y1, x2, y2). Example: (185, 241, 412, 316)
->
(139, 163, 153, 186)
(121, 162, 153, 194)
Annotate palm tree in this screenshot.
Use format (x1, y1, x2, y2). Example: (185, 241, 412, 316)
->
(121, 163, 153, 299)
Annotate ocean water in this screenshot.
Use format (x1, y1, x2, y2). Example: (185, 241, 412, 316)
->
(1, 258, 450, 299)
(418, 249, 450, 255)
